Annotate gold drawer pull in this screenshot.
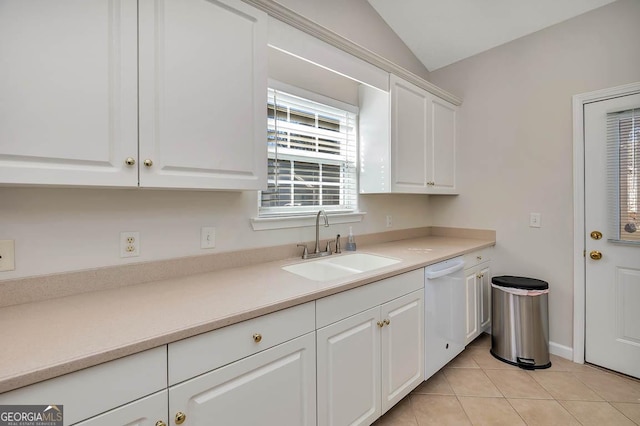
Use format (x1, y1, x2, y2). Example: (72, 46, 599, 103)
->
(383, 319, 390, 326)
(175, 412, 186, 425)
(253, 333, 262, 343)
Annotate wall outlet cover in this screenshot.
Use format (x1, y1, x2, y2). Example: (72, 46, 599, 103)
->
(120, 232, 140, 258)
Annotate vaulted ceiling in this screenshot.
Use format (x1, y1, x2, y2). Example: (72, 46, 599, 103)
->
(367, 0, 617, 71)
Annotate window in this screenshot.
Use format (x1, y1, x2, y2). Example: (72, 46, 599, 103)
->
(260, 85, 358, 217)
(607, 108, 640, 243)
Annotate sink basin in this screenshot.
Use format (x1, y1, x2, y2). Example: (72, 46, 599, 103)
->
(282, 253, 401, 281)
(323, 253, 401, 270)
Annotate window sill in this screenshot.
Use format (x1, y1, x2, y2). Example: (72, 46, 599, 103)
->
(251, 211, 366, 231)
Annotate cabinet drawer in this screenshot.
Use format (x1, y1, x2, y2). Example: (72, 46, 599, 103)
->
(75, 390, 167, 426)
(316, 269, 423, 329)
(463, 247, 493, 269)
(168, 301, 315, 385)
(0, 347, 167, 426)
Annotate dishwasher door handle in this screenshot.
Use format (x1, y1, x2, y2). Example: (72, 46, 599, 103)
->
(425, 260, 465, 279)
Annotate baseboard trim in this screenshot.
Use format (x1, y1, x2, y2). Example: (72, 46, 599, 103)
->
(549, 341, 573, 360)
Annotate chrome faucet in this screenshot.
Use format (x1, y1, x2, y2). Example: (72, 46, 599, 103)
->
(314, 209, 329, 254)
(297, 210, 332, 259)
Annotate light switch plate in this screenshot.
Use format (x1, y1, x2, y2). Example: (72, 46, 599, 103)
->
(529, 213, 541, 228)
(0, 240, 16, 272)
(201, 227, 216, 249)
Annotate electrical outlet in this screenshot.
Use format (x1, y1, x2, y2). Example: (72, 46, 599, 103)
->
(201, 227, 216, 249)
(529, 213, 541, 228)
(386, 215, 393, 228)
(120, 232, 140, 257)
(0, 240, 16, 272)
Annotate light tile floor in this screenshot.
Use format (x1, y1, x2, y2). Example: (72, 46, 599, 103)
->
(374, 333, 640, 425)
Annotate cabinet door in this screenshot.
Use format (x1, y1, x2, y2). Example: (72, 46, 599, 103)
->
(465, 270, 479, 344)
(138, 0, 267, 190)
(430, 97, 457, 192)
(390, 75, 430, 193)
(169, 332, 315, 426)
(317, 307, 381, 426)
(380, 290, 424, 414)
(479, 265, 492, 331)
(0, 0, 138, 187)
(75, 391, 167, 426)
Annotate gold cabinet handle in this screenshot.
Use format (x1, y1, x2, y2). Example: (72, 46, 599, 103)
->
(253, 333, 262, 343)
(155, 421, 166, 426)
(124, 157, 136, 166)
(377, 321, 384, 327)
(143, 159, 153, 167)
(175, 412, 186, 425)
(590, 231, 603, 240)
(589, 250, 602, 260)
(383, 319, 390, 326)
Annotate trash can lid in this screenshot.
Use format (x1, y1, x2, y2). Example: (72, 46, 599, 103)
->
(491, 275, 549, 290)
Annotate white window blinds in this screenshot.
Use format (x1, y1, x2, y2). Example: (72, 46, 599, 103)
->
(607, 107, 640, 243)
(260, 87, 358, 216)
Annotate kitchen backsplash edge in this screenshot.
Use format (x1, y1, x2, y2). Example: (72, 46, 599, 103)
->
(0, 226, 495, 308)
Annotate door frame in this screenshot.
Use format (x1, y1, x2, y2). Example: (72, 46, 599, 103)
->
(572, 81, 640, 363)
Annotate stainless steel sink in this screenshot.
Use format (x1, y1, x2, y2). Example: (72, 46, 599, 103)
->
(282, 253, 401, 281)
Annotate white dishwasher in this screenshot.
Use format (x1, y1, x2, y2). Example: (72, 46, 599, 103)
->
(424, 256, 466, 380)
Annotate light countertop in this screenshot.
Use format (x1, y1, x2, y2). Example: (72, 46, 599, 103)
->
(0, 234, 494, 394)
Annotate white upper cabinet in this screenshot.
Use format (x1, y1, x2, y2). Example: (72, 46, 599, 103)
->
(431, 96, 457, 192)
(0, 0, 139, 187)
(138, 0, 267, 190)
(0, 0, 267, 190)
(359, 74, 458, 194)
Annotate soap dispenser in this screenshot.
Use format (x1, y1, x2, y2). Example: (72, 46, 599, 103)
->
(345, 227, 357, 251)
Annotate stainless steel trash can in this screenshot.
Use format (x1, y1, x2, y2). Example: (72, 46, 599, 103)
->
(490, 276, 551, 369)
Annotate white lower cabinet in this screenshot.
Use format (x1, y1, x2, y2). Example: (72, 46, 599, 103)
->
(316, 271, 424, 426)
(464, 250, 492, 344)
(317, 307, 381, 426)
(380, 291, 424, 412)
(169, 332, 316, 426)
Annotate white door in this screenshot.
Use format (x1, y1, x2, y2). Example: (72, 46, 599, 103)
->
(138, 0, 267, 190)
(316, 307, 381, 426)
(464, 270, 479, 344)
(169, 333, 316, 426)
(380, 290, 423, 414)
(479, 265, 492, 331)
(584, 93, 640, 379)
(390, 75, 430, 193)
(431, 97, 457, 192)
(0, 0, 138, 187)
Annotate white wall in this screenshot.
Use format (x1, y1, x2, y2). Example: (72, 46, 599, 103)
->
(428, 0, 640, 349)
